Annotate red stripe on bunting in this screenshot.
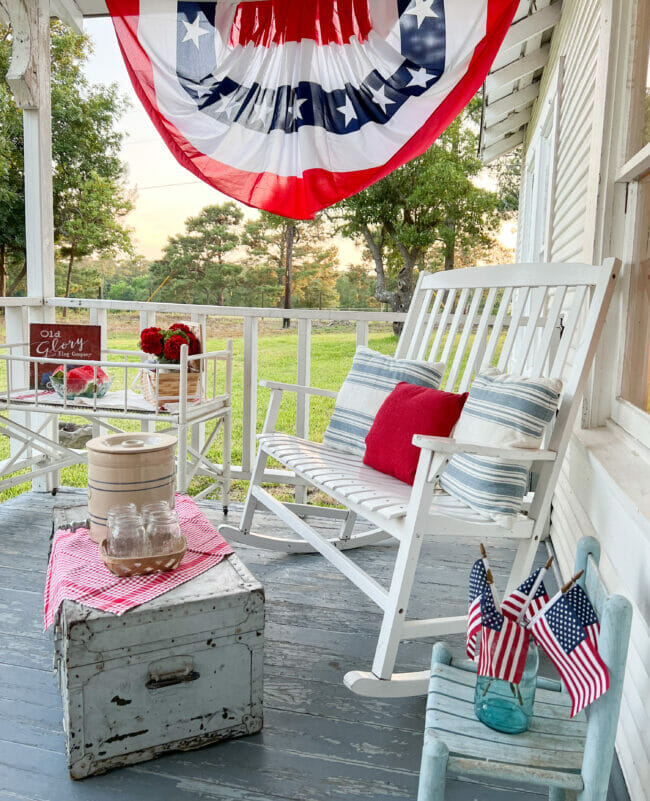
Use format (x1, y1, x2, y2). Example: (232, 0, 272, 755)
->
(229, 0, 373, 47)
(107, 0, 519, 219)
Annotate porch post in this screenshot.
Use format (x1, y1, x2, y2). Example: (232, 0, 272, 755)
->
(5, 0, 57, 490)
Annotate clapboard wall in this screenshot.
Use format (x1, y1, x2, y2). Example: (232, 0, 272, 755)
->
(517, 1, 650, 799)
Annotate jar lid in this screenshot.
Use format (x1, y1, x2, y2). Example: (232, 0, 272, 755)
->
(86, 432, 177, 454)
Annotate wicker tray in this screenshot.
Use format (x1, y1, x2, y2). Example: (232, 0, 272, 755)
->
(99, 536, 187, 577)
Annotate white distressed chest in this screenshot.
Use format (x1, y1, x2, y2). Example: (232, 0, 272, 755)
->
(53, 553, 264, 779)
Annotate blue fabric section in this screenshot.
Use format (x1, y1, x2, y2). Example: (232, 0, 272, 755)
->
(440, 454, 529, 517)
(323, 348, 443, 456)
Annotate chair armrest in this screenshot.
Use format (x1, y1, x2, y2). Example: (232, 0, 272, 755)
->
(412, 434, 557, 462)
(259, 380, 338, 399)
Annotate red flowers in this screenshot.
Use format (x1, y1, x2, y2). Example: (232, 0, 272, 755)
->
(140, 327, 164, 356)
(139, 323, 201, 364)
(163, 334, 187, 362)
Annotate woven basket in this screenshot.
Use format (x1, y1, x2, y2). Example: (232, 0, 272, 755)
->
(140, 369, 201, 408)
(99, 536, 187, 577)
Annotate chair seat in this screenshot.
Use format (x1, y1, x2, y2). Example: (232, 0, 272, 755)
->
(426, 660, 587, 791)
(259, 433, 523, 527)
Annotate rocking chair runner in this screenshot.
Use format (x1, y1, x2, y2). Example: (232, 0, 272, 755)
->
(221, 259, 620, 697)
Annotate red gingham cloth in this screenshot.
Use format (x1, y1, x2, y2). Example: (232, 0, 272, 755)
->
(44, 494, 233, 628)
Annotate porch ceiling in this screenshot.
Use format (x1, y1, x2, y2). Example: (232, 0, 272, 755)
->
(479, 0, 562, 164)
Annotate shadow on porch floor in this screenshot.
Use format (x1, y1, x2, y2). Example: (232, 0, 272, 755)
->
(0, 488, 630, 801)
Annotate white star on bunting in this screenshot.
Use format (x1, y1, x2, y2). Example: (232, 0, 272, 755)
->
(371, 85, 396, 114)
(182, 14, 210, 49)
(337, 95, 357, 128)
(405, 0, 438, 28)
(407, 67, 432, 88)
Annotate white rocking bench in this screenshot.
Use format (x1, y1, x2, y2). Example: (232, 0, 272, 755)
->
(221, 259, 620, 697)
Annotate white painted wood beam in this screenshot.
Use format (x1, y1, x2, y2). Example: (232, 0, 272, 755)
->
(616, 142, 650, 183)
(51, 0, 84, 33)
(3, 0, 37, 108)
(500, 3, 562, 52)
(485, 45, 550, 93)
(480, 130, 525, 164)
(483, 108, 532, 143)
(484, 83, 540, 125)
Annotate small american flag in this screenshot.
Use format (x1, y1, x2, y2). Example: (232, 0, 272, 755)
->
(529, 593, 609, 717)
(467, 558, 490, 659)
(478, 590, 530, 683)
(565, 584, 600, 648)
(501, 567, 550, 624)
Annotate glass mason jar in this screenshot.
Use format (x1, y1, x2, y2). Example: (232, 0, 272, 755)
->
(474, 641, 538, 734)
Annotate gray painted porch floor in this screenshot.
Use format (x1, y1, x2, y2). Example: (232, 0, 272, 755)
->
(0, 488, 630, 801)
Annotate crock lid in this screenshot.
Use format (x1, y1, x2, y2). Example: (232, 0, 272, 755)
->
(86, 432, 177, 454)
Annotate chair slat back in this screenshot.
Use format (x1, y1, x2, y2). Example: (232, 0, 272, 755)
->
(395, 260, 620, 524)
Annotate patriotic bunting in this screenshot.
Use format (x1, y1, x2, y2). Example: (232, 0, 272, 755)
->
(106, 0, 520, 218)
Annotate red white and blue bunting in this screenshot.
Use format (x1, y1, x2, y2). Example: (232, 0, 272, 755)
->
(107, 0, 518, 218)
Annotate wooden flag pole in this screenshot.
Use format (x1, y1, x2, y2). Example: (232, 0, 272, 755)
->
(479, 542, 501, 608)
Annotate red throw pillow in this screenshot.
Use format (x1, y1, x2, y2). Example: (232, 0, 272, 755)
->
(363, 382, 468, 485)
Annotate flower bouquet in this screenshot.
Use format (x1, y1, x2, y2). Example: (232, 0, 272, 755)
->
(49, 365, 113, 401)
(140, 323, 202, 365)
(139, 323, 202, 407)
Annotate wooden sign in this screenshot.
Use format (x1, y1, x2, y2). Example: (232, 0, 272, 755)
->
(30, 323, 101, 388)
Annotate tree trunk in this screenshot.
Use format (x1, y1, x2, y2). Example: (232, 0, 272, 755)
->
(283, 223, 295, 329)
(0, 244, 6, 297)
(444, 221, 456, 270)
(390, 251, 417, 335)
(63, 251, 75, 318)
(8, 262, 27, 295)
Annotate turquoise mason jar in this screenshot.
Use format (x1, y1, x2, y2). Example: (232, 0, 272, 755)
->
(474, 641, 538, 734)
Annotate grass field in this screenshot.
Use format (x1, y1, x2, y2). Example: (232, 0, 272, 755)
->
(0, 317, 398, 503)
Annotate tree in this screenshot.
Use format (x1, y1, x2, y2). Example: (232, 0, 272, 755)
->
(150, 203, 244, 305)
(239, 213, 339, 311)
(336, 263, 379, 309)
(0, 22, 134, 296)
(336, 99, 504, 318)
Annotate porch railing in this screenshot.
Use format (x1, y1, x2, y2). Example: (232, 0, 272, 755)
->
(3, 296, 406, 487)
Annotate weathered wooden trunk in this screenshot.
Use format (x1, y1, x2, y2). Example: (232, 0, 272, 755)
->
(53, 554, 264, 779)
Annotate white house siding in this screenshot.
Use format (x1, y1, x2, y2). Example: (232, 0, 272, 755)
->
(517, 1, 650, 799)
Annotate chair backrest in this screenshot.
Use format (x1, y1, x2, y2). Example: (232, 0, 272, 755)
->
(395, 260, 621, 524)
(574, 537, 632, 796)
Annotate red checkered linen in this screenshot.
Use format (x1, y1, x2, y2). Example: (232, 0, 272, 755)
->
(44, 495, 233, 628)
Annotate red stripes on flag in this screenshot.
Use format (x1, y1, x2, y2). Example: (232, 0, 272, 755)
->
(530, 614, 609, 717)
(478, 616, 530, 684)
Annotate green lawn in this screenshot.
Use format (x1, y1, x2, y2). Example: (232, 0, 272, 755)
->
(0, 316, 502, 503)
(0, 322, 398, 502)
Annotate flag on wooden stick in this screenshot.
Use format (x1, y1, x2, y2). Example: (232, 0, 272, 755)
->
(478, 590, 530, 684)
(467, 558, 490, 659)
(528, 592, 609, 717)
(501, 565, 550, 624)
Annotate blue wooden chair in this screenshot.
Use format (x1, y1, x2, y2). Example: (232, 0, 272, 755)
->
(417, 536, 632, 801)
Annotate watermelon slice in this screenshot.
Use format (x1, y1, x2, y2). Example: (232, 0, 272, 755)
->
(52, 365, 111, 397)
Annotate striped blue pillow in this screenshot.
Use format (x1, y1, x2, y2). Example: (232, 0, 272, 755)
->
(323, 347, 444, 456)
(439, 370, 562, 526)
